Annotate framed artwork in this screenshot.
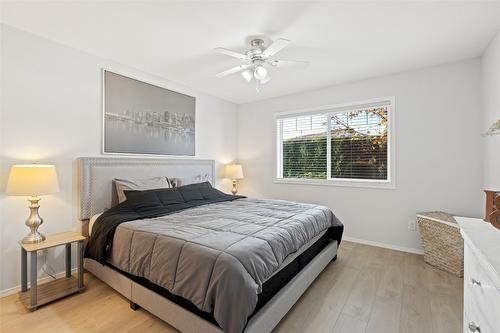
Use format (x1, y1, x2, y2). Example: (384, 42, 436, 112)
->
(103, 70, 196, 156)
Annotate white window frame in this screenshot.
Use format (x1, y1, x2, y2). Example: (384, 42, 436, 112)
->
(274, 97, 396, 189)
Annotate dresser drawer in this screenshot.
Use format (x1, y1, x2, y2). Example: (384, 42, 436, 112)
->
(465, 290, 498, 332)
(464, 243, 500, 332)
(465, 243, 496, 287)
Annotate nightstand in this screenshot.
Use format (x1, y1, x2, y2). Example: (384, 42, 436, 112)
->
(19, 231, 85, 310)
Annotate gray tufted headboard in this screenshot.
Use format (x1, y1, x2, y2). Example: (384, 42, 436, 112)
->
(77, 157, 215, 221)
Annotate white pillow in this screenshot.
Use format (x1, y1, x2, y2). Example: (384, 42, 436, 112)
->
(114, 176, 171, 203)
(169, 174, 210, 187)
(88, 212, 103, 236)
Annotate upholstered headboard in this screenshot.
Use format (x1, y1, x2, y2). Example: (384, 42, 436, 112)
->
(78, 157, 215, 220)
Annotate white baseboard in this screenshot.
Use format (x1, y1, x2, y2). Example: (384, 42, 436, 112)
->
(0, 268, 78, 298)
(343, 236, 424, 255)
(1, 239, 423, 297)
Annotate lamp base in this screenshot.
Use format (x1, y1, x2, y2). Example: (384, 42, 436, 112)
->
(231, 180, 238, 195)
(22, 196, 45, 244)
(22, 232, 46, 244)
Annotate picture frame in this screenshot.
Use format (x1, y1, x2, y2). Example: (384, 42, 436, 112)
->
(102, 69, 196, 156)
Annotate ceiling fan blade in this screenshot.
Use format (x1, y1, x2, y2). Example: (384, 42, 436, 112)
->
(216, 64, 251, 78)
(262, 38, 290, 57)
(214, 47, 248, 60)
(269, 59, 309, 68)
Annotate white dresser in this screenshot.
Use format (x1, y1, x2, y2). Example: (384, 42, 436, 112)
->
(457, 216, 500, 333)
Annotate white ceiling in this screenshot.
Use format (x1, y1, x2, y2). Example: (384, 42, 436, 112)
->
(2, 1, 500, 104)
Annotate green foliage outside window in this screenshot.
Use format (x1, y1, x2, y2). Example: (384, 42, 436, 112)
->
(282, 108, 388, 180)
(283, 136, 327, 179)
(330, 136, 387, 179)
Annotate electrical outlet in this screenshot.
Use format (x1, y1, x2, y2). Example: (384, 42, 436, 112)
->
(408, 220, 417, 231)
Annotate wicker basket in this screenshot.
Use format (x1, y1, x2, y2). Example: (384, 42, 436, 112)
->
(417, 211, 464, 277)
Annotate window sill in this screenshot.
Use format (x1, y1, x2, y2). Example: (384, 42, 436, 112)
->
(273, 178, 396, 190)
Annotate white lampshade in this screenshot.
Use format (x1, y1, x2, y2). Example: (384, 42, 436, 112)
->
(225, 164, 244, 180)
(254, 66, 268, 80)
(6, 164, 60, 196)
(241, 70, 253, 83)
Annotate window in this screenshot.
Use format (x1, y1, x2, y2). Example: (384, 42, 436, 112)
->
(276, 98, 394, 187)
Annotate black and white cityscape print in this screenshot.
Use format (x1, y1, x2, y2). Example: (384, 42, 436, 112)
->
(104, 70, 195, 156)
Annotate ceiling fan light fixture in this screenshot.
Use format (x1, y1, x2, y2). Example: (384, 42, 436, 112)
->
(254, 65, 268, 80)
(241, 69, 253, 82)
(260, 75, 271, 84)
(215, 37, 308, 91)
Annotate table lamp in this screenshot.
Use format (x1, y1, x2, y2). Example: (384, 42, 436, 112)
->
(225, 164, 244, 195)
(6, 164, 59, 244)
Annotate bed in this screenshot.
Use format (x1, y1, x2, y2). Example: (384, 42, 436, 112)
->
(78, 157, 343, 333)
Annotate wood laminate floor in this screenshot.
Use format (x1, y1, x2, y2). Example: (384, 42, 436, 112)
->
(0, 241, 463, 333)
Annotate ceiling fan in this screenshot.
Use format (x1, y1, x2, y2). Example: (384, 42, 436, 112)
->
(214, 37, 308, 91)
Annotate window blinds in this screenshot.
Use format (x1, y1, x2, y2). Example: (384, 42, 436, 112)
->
(278, 114, 328, 179)
(330, 107, 388, 180)
(277, 104, 389, 181)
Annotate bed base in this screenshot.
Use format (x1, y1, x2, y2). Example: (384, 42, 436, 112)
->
(84, 240, 338, 333)
(130, 301, 140, 311)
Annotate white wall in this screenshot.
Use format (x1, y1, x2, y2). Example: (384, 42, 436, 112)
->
(482, 31, 500, 189)
(237, 59, 483, 252)
(0, 25, 238, 294)
(0, 23, 491, 295)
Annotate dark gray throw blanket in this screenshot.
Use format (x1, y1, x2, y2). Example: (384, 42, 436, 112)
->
(85, 182, 244, 263)
(85, 182, 343, 333)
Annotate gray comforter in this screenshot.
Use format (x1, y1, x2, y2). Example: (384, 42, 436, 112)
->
(109, 198, 340, 333)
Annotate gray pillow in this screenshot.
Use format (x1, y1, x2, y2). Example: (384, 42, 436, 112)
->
(114, 177, 171, 203)
(169, 174, 210, 188)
